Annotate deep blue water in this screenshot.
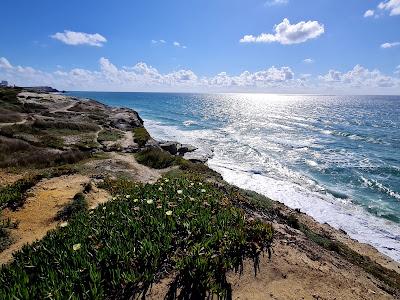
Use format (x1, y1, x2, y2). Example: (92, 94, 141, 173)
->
(67, 91, 400, 261)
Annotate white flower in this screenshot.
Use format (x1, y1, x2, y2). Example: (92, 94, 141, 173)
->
(201, 189, 206, 193)
(60, 222, 68, 228)
(165, 210, 173, 216)
(164, 179, 169, 183)
(112, 197, 117, 200)
(199, 182, 203, 186)
(125, 195, 131, 199)
(177, 190, 183, 195)
(133, 198, 139, 203)
(147, 199, 154, 204)
(159, 187, 163, 191)
(102, 206, 106, 210)
(190, 182, 194, 186)
(73, 243, 81, 251)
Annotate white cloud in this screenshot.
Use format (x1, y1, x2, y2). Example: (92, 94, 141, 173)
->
(51, 30, 107, 47)
(0, 57, 12, 69)
(378, 0, 400, 16)
(265, 0, 288, 6)
(381, 42, 400, 48)
(303, 58, 314, 64)
(319, 65, 399, 88)
(240, 18, 324, 45)
(151, 39, 166, 44)
(364, 9, 375, 17)
(173, 41, 187, 49)
(1, 57, 399, 93)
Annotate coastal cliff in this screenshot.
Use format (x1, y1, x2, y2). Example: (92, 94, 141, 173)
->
(0, 87, 399, 299)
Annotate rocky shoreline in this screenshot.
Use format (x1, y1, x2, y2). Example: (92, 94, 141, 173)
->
(0, 88, 399, 299)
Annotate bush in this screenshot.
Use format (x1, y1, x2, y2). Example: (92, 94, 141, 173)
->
(0, 176, 42, 209)
(135, 148, 177, 169)
(0, 176, 273, 299)
(55, 193, 88, 221)
(133, 127, 150, 147)
(97, 129, 124, 142)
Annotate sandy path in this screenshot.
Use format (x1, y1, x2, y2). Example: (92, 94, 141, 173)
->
(121, 131, 135, 148)
(108, 152, 166, 184)
(0, 174, 110, 265)
(0, 118, 28, 128)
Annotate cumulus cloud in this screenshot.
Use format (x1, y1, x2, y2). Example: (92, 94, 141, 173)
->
(319, 65, 399, 88)
(1, 57, 399, 93)
(51, 30, 107, 47)
(0, 57, 12, 69)
(381, 42, 400, 48)
(240, 18, 324, 45)
(303, 58, 314, 64)
(378, 0, 400, 16)
(265, 0, 288, 6)
(364, 10, 375, 17)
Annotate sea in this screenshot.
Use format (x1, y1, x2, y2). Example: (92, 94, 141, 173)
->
(67, 92, 400, 262)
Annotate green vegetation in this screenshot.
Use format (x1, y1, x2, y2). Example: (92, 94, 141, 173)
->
(0, 136, 90, 168)
(135, 148, 177, 169)
(98, 128, 124, 142)
(0, 176, 273, 299)
(0, 176, 42, 210)
(0, 88, 22, 112)
(0, 217, 17, 252)
(133, 127, 150, 147)
(33, 119, 100, 133)
(56, 192, 88, 221)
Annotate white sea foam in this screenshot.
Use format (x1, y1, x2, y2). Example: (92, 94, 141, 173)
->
(145, 118, 400, 262)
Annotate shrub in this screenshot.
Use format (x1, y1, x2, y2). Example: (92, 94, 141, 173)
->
(133, 127, 150, 147)
(55, 193, 88, 221)
(0, 176, 42, 209)
(97, 129, 124, 142)
(135, 148, 177, 169)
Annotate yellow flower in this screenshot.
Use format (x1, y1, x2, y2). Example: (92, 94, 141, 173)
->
(165, 210, 173, 216)
(73, 243, 81, 251)
(147, 199, 154, 204)
(133, 198, 139, 203)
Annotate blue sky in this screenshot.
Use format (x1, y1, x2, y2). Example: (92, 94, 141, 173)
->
(0, 0, 399, 93)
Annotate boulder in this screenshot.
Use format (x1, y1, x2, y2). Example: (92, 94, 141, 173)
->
(177, 144, 197, 155)
(159, 141, 180, 155)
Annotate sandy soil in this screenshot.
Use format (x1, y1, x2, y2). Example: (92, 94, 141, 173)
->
(0, 174, 110, 265)
(83, 152, 173, 184)
(145, 223, 397, 300)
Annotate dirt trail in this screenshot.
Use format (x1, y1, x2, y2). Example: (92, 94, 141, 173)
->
(0, 118, 28, 128)
(120, 131, 136, 148)
(0, 174, 110, 265)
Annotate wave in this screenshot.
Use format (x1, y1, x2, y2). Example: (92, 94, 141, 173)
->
(145, 118, 400, 262)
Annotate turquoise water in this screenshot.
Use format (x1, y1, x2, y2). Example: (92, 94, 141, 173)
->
(67, 92, 400, 261)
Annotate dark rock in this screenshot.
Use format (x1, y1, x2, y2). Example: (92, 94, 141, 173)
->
(159, 141, 180, 155)
(177, 144, 197, 155)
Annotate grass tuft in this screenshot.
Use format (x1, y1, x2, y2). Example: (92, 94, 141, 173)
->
(133, 127, 150, 147)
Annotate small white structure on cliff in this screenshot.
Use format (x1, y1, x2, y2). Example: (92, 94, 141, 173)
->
(0, 80, 8, 87)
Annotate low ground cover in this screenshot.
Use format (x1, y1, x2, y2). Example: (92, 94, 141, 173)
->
(0, 175, 273, 299)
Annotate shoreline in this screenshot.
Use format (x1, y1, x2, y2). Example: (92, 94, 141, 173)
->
(1, 88, 400, 298)
(142, 116, 400, 263)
